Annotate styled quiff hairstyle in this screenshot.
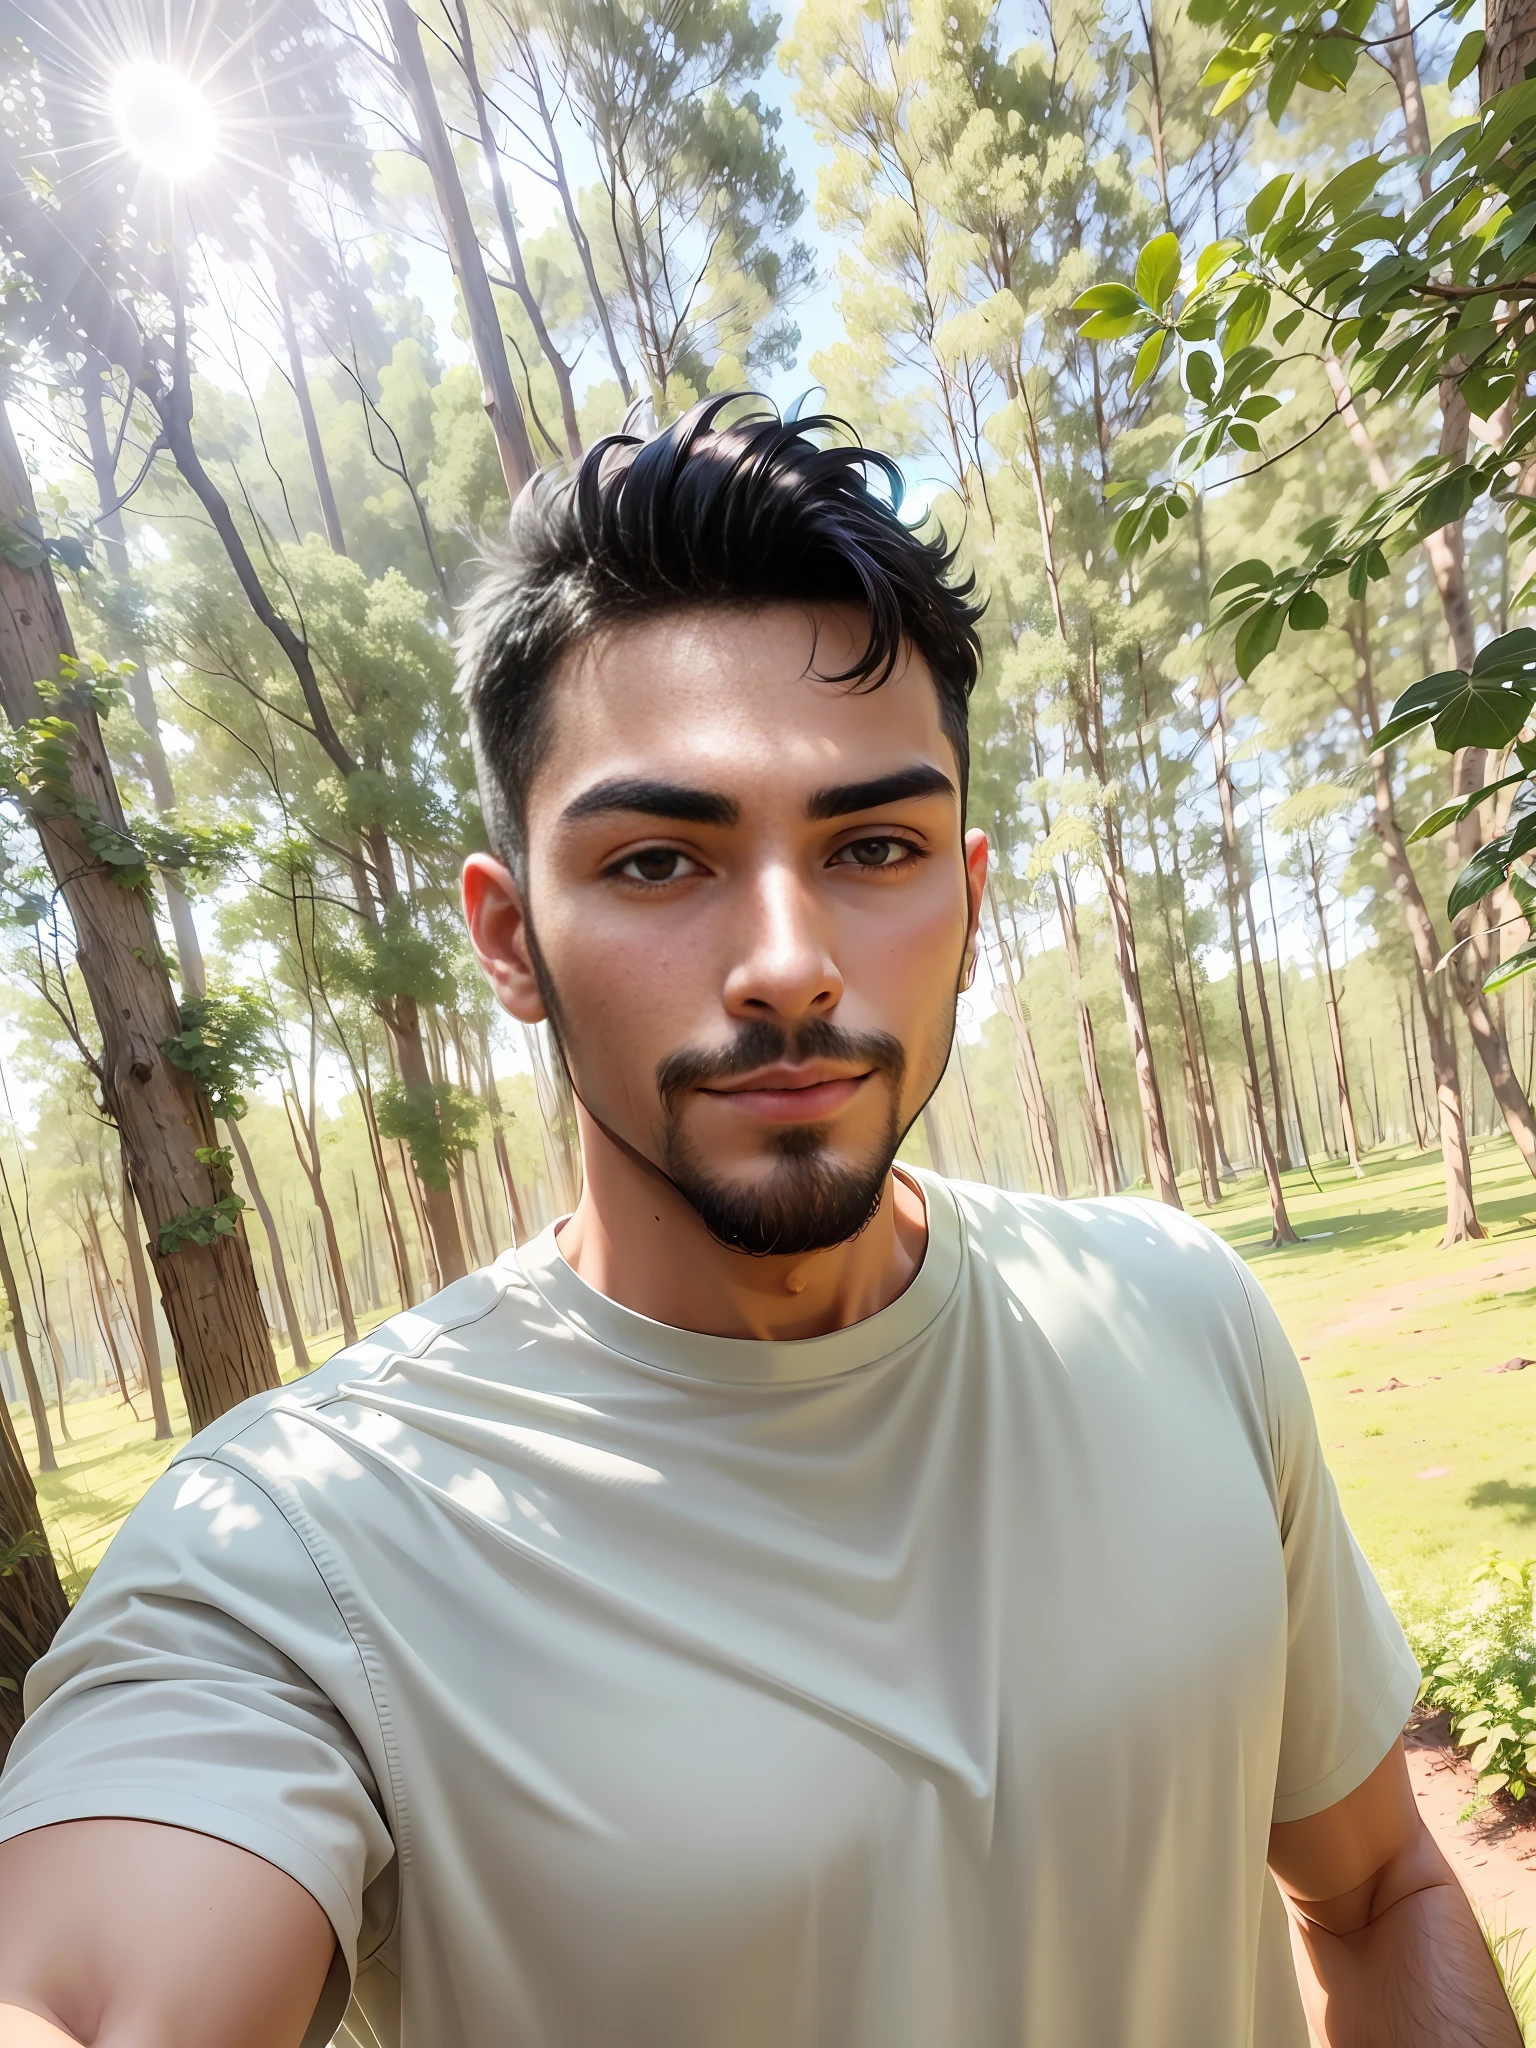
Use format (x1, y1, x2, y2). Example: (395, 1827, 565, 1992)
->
(457, 395, 985, 876)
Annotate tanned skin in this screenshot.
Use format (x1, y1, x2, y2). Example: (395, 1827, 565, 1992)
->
(0, 603, 1516, 2045)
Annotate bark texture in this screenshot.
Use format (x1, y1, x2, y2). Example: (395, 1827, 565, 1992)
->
(0, 406, 279, 1432)
(0, 1412, 68, 1767)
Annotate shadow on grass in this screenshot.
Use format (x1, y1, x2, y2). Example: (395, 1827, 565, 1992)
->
(1468, 1481, 1536, 1523)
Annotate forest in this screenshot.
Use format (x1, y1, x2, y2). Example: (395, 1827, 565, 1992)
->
(3, 0, 1536, 1750)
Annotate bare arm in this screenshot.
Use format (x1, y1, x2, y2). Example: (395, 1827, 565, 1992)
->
(1269, 1740, 1520, 2046)
(0, 1819, 336, 2047)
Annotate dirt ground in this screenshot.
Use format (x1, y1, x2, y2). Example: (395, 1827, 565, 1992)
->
(1407, 1711, 1536, 1947)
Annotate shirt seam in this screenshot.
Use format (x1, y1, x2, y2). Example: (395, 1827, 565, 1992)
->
(201, 1448, 408, 1963)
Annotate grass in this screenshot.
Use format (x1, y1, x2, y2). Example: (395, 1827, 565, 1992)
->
(1201, 1135, 1536, 1613)
(11, 1139, 1536, 1614)
(6, 1308, 398, 1597)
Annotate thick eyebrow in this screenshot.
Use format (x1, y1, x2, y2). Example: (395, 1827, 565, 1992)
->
(806, 764, 956, 821)
(561, 777, 740, 827)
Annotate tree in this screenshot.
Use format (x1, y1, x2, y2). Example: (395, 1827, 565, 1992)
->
(0, 409, 281, 1428)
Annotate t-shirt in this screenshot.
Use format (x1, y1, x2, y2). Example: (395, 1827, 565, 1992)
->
(0, 1172, 1417, 2048)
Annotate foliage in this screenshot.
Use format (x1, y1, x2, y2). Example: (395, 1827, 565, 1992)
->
(376, 1078, 481, 1191)
(161, 991, 282, 1122)
(1410, 1550, 1536, 1802)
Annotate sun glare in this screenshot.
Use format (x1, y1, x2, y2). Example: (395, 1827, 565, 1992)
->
(110, 62, 218, 182)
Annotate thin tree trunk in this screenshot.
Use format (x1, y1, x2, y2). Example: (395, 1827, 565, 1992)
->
(1079, 641, 1180, 1206)
(223, 1119, 311, 1374)
(1398, 995, 1430, 1150)
(454, 0, 582, 462)
(275, 264, 347, 554)
(282, 1058, 358, 1348)
(381, 0, 536, 498)
(117, 1140, 171, 1439)
(1211, 703, 1296, 1242)
(357, 1048, 415, 1304)
(0, 1219, 53, 1475)
(1352, 625, 1483, 1239)
(477, 1021, 530, 1245)
(398, 1140, 440, 1294)
(1305, 846, 1364, 1175)
(985, 883, 1067, 1197)
(0, 406, 277, 1433)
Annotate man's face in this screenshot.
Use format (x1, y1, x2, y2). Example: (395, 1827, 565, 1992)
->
(465, 603, 987, 1256)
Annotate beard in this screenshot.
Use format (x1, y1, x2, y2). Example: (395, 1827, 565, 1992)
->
(654, 1019, 908, 1257)
(524, 916, 938, 1260)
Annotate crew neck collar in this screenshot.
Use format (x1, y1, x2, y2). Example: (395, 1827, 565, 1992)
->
(514, 1167, 963, 1385)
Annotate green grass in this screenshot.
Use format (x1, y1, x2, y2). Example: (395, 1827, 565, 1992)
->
(7, 1310, 398, 1597)
(12, 1141, 1536, 1614)
(1202, 1135, 1536, 1613)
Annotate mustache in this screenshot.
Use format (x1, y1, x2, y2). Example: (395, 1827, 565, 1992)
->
(655, 1019, 905, 1114)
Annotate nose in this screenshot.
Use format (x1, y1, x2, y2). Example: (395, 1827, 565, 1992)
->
(721, 860, 844, 1024)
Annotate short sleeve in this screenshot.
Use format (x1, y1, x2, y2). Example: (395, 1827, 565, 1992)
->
(1233, 1260, 1421, 1823)
(0, 1457, 397, 2041)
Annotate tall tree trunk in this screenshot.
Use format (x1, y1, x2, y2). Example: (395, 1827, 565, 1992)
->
(1397, 993, 1430, 1149)
(357, 1048, 416, 1304)
(1352, 629, 1484, 1240)
(118, 1138, 172, 1440)
(477, 1020, 530, 1245)
(0, 1218, 53, 1475)
(1133, 701, 1221, 1203)
(79, 358, 205, 994)
(1079, 642, 1180, 1206)
(0, 406, 278, 1434)
(282, 1057, 358, 1349)
(275, 264, 348, 554)
(1241, 880, 1294, 1170)
(381, 0, 537, 499)
(0, 1408, 68, 1767)
(399, 1139, 441, 1293)
(454, 0, 582, 463)
(1326, 357, 1536, 1178)
(1210, 704, 1297, 1243)
(223, 1119, 311, 1374)
(985, 883, 1067, 1197)
(1305, 846, 1364, 1176)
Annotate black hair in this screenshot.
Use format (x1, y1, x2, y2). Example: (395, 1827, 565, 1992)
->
(457, 394, 985, 875)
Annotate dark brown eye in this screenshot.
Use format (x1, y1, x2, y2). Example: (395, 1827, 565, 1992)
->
(620, 848, 690, 882)
(841, 838, 906, 867)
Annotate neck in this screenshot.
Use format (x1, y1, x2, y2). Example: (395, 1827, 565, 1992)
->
(553, 1104, 929, 1341)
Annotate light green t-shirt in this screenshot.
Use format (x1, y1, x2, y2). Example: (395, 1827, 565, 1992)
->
(0, 1172, 1416, 2047)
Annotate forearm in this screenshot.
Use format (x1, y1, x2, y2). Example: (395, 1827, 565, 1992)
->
(0, 2007, 84, 2047)
(1287, 1869, 1521, 2046)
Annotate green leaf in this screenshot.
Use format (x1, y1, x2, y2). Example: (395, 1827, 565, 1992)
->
(1246, 174, 1292, 237)
(1370, 670, 1471, 750)
(1433, 679, 1536, 753)
(1408, 800, 1469, 845)
(1210, 558, 1273, 598)
(1449, 27, 1485, 87)
(1131, 327, 1167, 391)
(1273, 308, 1304, 345)
(1235, 603, 1286, 678)
(1080, 309, 1146, 341)
(1073, 283, 1143, 316)
(1485, 937, 1536, 993)
(1288, 591, 1329, 631)
(1184, 347, 1218, 401)
(1194, 238, 1242, 288)
(1135, 233, 1182, 312)
(1449, 837, 1515, 921)
(1225, 282, 1272, 350)
(1347, 555, 1371, 600)
(1415, 464, 1482, 536)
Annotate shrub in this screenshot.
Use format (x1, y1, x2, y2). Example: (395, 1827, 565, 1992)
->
(1407, 1551, 1536, 1802)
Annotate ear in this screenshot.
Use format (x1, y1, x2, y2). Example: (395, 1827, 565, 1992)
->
(462, 853, 548, 1023)
(960, 827, 989, 987)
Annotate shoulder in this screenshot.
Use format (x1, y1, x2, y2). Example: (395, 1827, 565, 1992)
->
(934, 1175, 1262, 1368)
(942, 1175, 1247, 1297)
(176, 1258, 525, 1466)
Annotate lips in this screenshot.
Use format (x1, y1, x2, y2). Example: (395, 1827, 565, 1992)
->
(699, 1066, 873, 1123)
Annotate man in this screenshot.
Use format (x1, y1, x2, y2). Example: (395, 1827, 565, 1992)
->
(0, 399, 1515, 2048)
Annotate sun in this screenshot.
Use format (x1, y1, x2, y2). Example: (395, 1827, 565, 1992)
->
(110, 62, 219, 182)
